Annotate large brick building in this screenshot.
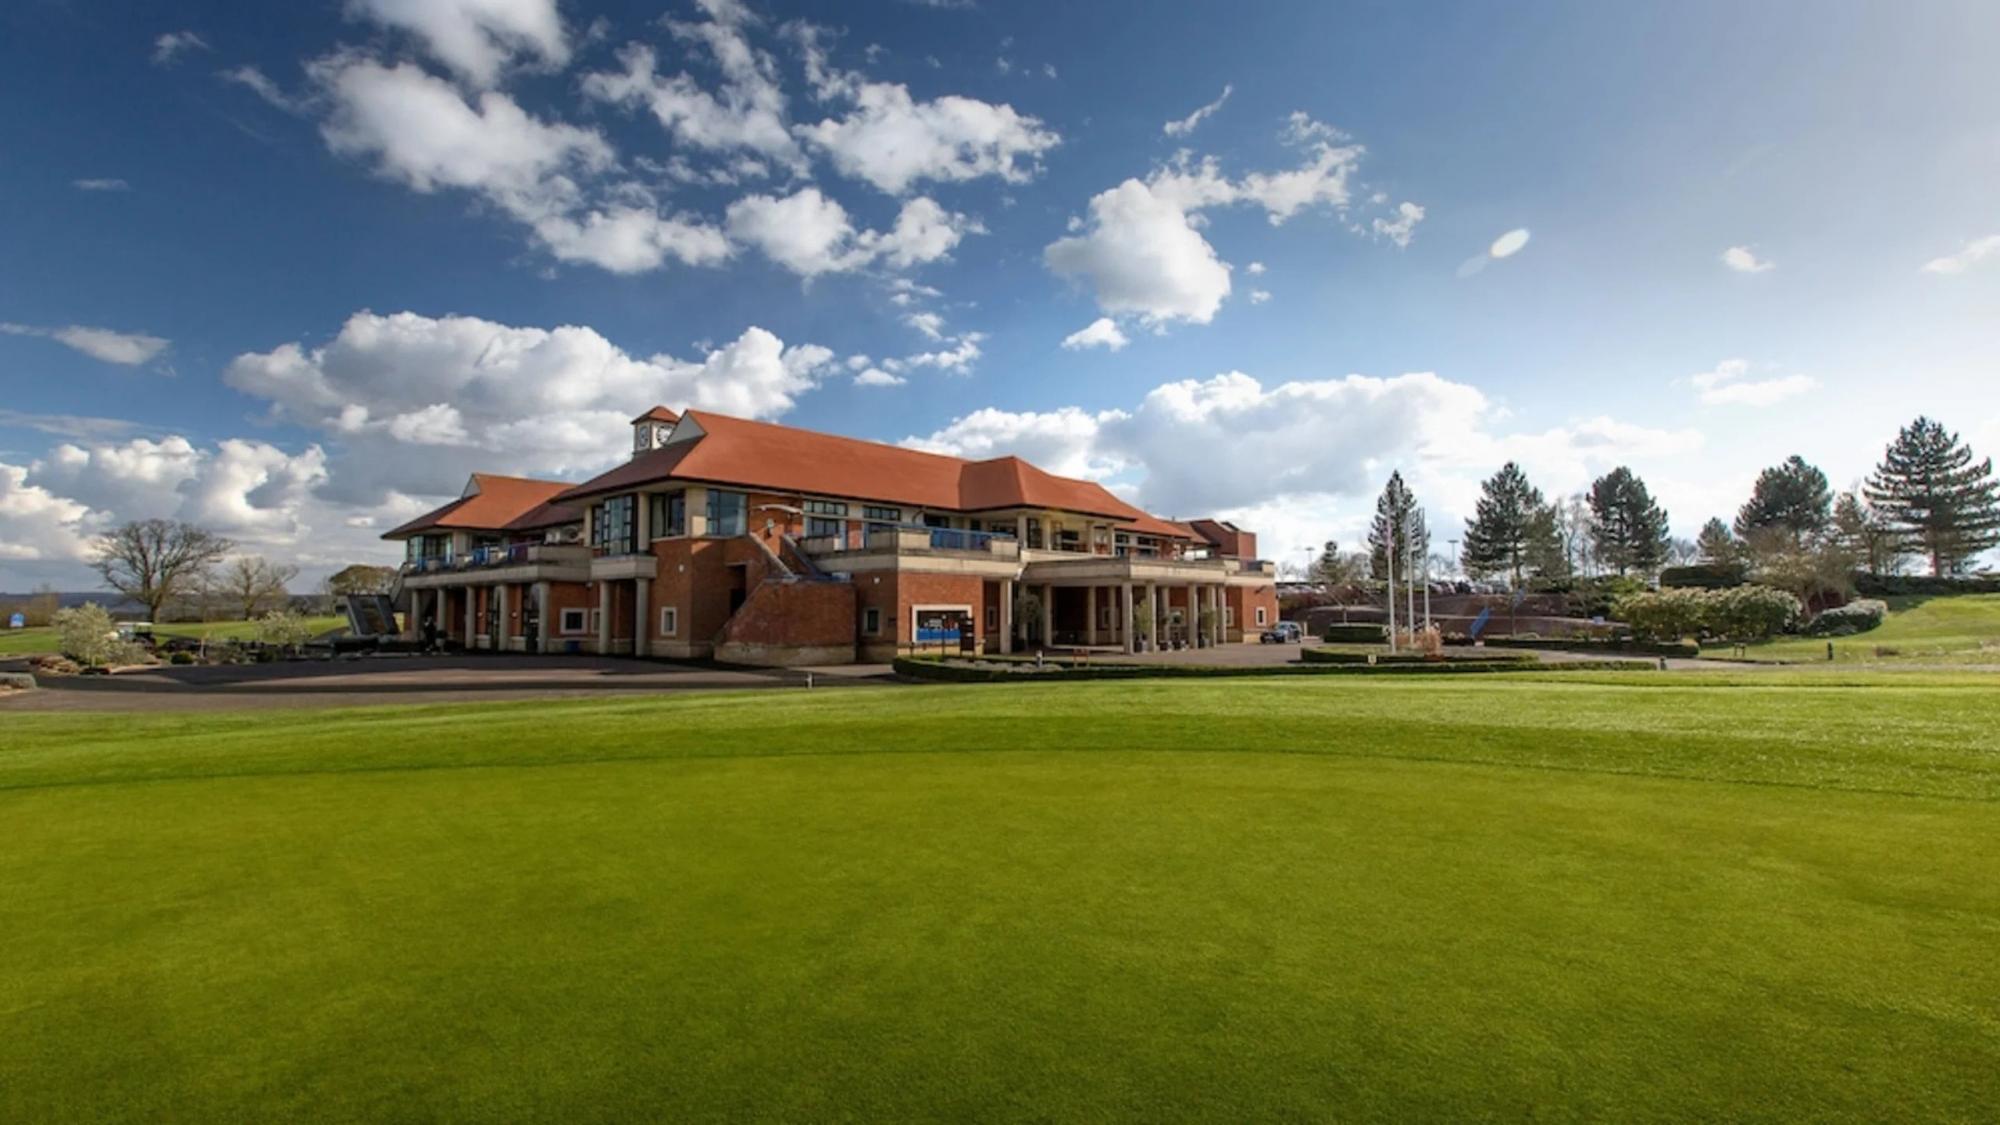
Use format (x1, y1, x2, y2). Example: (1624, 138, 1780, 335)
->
(386, 407, 1278, 665)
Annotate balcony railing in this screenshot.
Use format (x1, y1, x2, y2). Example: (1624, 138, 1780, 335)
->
(800, 524, 1019, 559)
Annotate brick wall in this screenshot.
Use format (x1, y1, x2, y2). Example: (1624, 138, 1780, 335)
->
(713, 579, 857, 666)
(1226, 584, 1279, 640)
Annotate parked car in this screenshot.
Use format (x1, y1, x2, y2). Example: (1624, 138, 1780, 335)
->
(1259, 622, 1303, 644)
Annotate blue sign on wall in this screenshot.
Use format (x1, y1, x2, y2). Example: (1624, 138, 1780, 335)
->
(7, 613, 24, 630)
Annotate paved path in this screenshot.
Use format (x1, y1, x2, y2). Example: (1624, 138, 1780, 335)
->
(0, 654, 897, 713)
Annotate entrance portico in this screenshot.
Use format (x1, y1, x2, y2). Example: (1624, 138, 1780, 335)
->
(1017, 557, 1236, 654)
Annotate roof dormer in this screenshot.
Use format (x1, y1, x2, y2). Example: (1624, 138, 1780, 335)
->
(631, 406, 681, 458)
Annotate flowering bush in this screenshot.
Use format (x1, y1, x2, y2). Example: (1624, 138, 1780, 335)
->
(1614, 588, 1707, 642)
(253, 610, 316, 652)
(54, 603, 119, 666)
(1614, 585, 1802, 643)
(1707, 585, 1803, 641)
(1803, 598, 1888, 637)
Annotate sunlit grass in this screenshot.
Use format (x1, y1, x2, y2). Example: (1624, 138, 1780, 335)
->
(1711, 594, 2000, 664)
(4, 674, 1997, 1120)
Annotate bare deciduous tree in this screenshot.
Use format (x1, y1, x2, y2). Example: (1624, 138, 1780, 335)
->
(221, 555, 299, 620)
(91, 520, 233, 623)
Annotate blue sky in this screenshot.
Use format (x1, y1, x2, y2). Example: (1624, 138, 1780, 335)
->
(2, 0, 1996, 588)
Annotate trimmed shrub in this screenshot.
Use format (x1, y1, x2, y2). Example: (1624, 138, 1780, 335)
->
(1322, 623, 1389, 643)
(1853, 573, 2000, 596)
(1478, 636, 1701, 659)
(1300, 648, 1536, 666)
(1803, 598, 1887, 637)
(1660, 563, 1749, 590)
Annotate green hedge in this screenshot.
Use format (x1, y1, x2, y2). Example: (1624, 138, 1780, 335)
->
(1321, 623, 1389, 643)
(1660, 563, 1749, 590)
(1477, 636, 1700, 659)
(1300, 648, 1537, 666)
(892, 656, 1645, 683)
(1853, 573, 2000, 596)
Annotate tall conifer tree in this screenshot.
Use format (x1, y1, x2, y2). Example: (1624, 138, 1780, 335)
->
(1587, 466, 1671, 575)
(1367, 472, 1429, 580)
(1463, 462, 1557, 587)
(1864, 417, 2000, 575)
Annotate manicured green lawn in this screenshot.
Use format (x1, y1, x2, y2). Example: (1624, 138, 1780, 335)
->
(157, 614, 351, 642)
(1712, 593, 2000, 664)
(3, 675, 1997, 1121)
(0, 626, 56, 655)
(0, 616, 351, 657)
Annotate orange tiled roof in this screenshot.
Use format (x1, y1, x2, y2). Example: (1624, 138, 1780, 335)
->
(382, 474, 576, 539)
(556, 410, 1193, 537)
(630, 405, 681, 425)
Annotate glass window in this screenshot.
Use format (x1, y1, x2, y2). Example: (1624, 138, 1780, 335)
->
(863, 505, 901, 545)
(593, 495, 636, 553)
(1255, 606, 1268, 626)
(1025, 517, 1044, 549)
(922, 512, 952, 529)
(805, 498, 848, 539)
(659, 607, 678, 636)
(705, 489, 747, 536)
(560, 609, 588, 634)
(863, 607, 882, 635)
(649, 491, 685, 538)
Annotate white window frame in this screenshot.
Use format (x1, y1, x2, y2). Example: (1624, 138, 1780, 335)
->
(559, 608, 588, 635)
(863, 607, 882, 635)
(1225, 606, 1235, 626)
(909, 603, 974, 645)
(659, 606, 679, 636)
(1255, 606, 1268, 626)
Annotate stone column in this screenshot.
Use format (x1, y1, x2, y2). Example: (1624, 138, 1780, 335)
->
(1121, 583, 1135, 655)
(496, 583, 510, 651)
(1185, 582, 1197, 646)
(1209, 586, 1223, 645)
(1040, 584, 1054, 650)
(1152, 576, 1168, 648)
(536, 580, 552, 652)
(633, 576, 651, 658)
(1085, 586, 1098, 645)
(434, 587, 447, 639)
(998, 578, 1014, 655)
(464, 587, 476, 648)
(597, 582, 613, 655)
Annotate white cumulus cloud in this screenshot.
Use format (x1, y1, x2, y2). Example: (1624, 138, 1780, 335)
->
(223, 310, 835, 504)
(344, 0, 570, 88)
(1045, 179, 1233, 326)
(797, 78, 1060, 194)
(1061, 318, 1129, 351)
(1721, 245, 1774, 273)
